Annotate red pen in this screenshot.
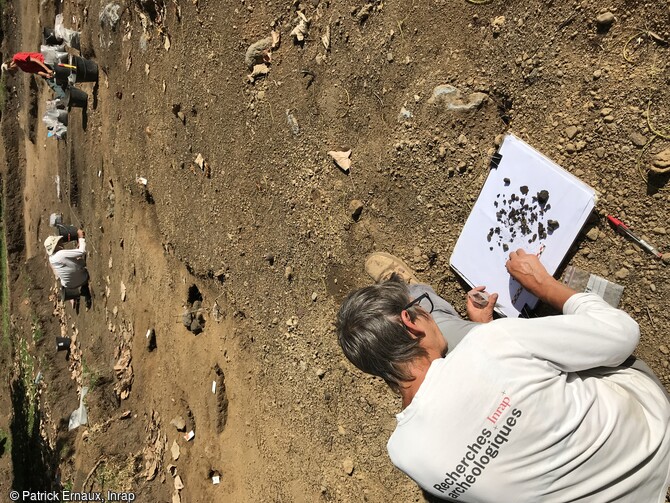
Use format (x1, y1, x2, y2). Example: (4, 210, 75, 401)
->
(606, 215, 662, 259)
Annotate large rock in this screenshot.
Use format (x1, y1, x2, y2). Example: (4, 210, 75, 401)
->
(652, 148, 670, 172)
(596, 12, 615, 31)
(427, 85, 487, 112)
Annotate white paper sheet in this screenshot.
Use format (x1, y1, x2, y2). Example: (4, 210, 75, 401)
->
(449, 134, 596, 317)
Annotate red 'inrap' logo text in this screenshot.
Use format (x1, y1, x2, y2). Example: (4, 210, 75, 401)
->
(487, 395, 511, 424)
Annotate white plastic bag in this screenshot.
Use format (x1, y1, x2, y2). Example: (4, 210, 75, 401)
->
(42, 114, 59, 128)
(40, 45, 68, 65)
(68, 386, 89, 430)
(99, 3, 122, 48)
(99, 3, 122, 29)
(45, 99, 64, 112)
(54, 14, 81, 48)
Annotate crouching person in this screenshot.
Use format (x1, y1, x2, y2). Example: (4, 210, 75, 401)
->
(336, 250, 670, 502)
(44, 229, 92, 310)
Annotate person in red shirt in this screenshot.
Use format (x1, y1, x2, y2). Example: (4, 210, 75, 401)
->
(2, 52, 54, 78)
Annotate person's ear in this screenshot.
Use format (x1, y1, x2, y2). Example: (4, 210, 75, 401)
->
(401, 310, 425, 338)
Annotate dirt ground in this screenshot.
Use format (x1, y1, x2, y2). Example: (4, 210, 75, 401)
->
(1, 0, 669, 501)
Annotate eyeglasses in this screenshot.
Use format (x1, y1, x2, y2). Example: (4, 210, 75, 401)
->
(403, 292, 434, 314)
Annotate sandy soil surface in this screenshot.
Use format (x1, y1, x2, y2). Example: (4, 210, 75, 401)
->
(1, 0, 669, 501)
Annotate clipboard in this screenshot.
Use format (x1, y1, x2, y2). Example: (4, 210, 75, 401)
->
(449, 133, 596, 317)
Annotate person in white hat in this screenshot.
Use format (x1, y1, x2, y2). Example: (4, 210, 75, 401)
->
(44, 228, 91, 308)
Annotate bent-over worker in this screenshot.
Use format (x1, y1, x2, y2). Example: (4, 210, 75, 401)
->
(44, 229, 91, 309)
(2, 52, 54, 78)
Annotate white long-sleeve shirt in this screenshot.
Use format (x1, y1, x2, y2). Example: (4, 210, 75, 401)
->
(388, 293, 670, 502)
(48, 237, 88, 288)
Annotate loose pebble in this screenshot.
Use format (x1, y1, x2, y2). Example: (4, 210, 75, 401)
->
(614, 268, 629, 280)
(596, 12, 615, 30)
(343, 458, 355, 475)
(630, 132, 647, 147)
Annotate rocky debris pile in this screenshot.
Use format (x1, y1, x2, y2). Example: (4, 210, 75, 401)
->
(113, 320, 134, 400)
(49, 281, 87, 391)
(166, 411, 199, 503)
(182, 284, 206, 334)
(67, 327, 83, 383)
(182, 301, 205, 334)
(141, 409, 167, 482)
(245, 31, 280, 83)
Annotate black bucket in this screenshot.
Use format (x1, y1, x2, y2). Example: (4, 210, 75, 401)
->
(56, 109, 68, 126)
(56, 337, 71, 351)
(60, 286, 81, 302)
(65, 87, 88, 108)
(53, 64, 71, 84)
(43, 27, 64, 46)
(71, 55, 98, 83)
(56, 223, 77, 241)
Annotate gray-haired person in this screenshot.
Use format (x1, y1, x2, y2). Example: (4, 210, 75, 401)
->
(336, 250, 670, 502)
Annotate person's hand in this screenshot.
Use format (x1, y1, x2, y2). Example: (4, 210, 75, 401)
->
(505, 249, 576, 310)
(505, 249, 551, 297)
(77, 229, 85, 238)
(466, 286, 498, 323)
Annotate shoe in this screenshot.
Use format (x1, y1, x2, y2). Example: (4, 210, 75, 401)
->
(365, 252, 419, 284)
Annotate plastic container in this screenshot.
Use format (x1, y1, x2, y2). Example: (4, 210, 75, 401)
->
(60, 286, 81, 302)
(70, 55, 98, 83)
(56, 336, 71, 351)
(64, 87, 88, 108)
(53, 63, 71, 84)
(56, 224, 78, 242)
(56, 109, 68, 126)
